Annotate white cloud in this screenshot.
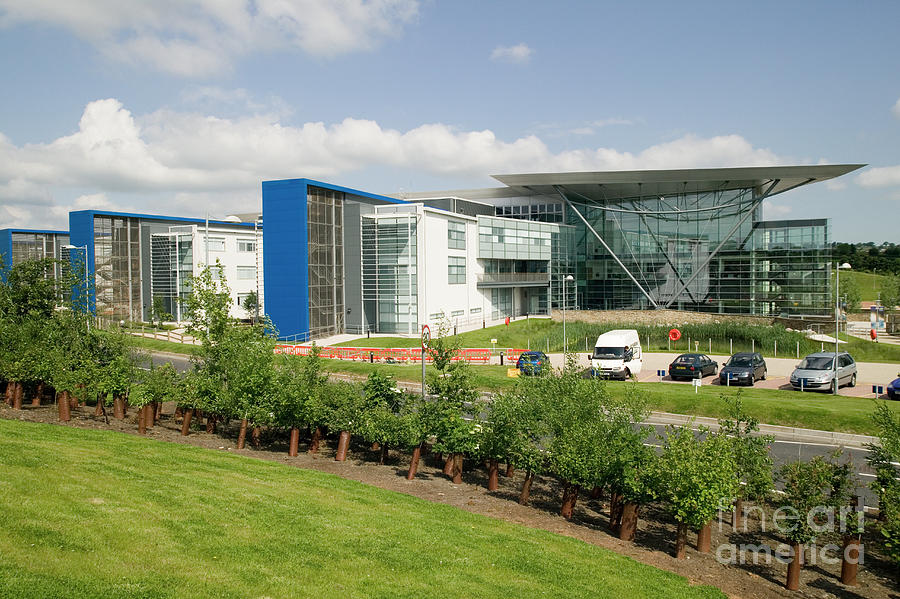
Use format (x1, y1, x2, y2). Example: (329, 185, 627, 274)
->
(857, 165, 900, 188)
(762, 200, 791, 218)
(893, 98, 900, 119)
(0, 0, 420, 76)
(491, 43, 532, 64)
(1, 97, 806, 229)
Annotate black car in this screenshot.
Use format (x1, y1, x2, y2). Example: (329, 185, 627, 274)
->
(719, 352, 767, 386)
(668, 353, 718, 381)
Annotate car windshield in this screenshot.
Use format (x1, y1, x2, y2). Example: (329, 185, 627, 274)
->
(593, 346, 624, 359)
(799, 356, 834, 370)
(674, 355, 698, 364)
(727, 357, 753, 367)
(521, 353, 542, 360)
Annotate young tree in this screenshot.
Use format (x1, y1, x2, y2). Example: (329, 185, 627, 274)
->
(657, 425, 739, 558)
(322, 381, 366, 462)
(130, 363, 178, 434)
(241, 290, 259, 323)
(219, 321, 277, 449)
(358, 371, 404, 464)
(149, 295, 173, 328)
(867, 403, 900, 580)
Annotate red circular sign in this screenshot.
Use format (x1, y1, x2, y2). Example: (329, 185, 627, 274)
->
(668, 328, 681, 341)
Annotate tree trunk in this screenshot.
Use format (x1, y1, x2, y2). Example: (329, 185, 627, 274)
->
(57, 391, 71, 422)
(288, 427, 299, 456)
(674, 523, 688, 559)
(94, 396, 104, 417)
(733, 498, 743, 530)
(697, 522, 712, 553)
(3, 381, 13, 406)
(180, 408, 193, 436)
(153, 401, 162, 424)
(251, 427, 261, 448)
(174, 406, 183, 421)
(309, 427, 322, 453)
(370, 441, 380, 451)
(12, 381, 24, 410)
(452, 453, 463, 484)
(519, 471, 535, 506)
(487, 459, 500, 491)
(407, 444, 422, 480)
(590, 486, 603, 500)
(205, 414, 216, 434)
(619, 502, 639, 542)
(237, 418, 249, 449)
(335, 430, 350, 461)
(113, 395, 126, 419)
(609, 492, 623, 532)
(505, 463, 515, 477)
(840, 536, 860, 586)
(379, 444, 388, 465)
(32, 382, 44, 406)
(443, 453, 454, 477)
(786, 542, 802, 590)
(560, 483, 579, 520)
(138, 405, 148, 434)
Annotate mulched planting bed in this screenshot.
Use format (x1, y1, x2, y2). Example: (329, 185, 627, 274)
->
(3, 400, 897, 599)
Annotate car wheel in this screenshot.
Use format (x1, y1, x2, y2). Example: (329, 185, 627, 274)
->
(761, 369, 766, 381)
(749, 374, 755, 386)
(849, 373, 857, 388)
(712, 367, 718, 376)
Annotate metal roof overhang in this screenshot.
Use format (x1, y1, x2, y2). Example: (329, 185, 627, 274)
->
(492, 164, 865, 201)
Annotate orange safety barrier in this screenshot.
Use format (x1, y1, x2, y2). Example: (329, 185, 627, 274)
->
(275, 345, 500, 364)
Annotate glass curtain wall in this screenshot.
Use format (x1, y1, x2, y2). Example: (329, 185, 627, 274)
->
(150, 231, 193, 321)
(10, 232, 70, 280)
(93, 215, 141, 321)
(307, 186, 345, 339)
(361, 214, 418, 334)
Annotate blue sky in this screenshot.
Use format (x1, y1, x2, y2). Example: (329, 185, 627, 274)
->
(1, 0, 898, 241)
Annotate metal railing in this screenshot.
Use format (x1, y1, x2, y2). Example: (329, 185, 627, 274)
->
(476, 272, 550, 285)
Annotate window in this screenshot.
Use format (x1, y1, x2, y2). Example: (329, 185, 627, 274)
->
(448, 220, 466, 249)
(236, 266, 256, 280)
(429, 312, 445, 321)
(450, 310, 465, 318)
(204, 236, 225, 252)
(470, 307, 481, 314)
(448, 256, 466, 284)
(237, 292, 251, 306)
(237, 239, 256, 252)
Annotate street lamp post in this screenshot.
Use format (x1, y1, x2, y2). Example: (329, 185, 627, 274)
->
(64, 244, 90, 332)
(563, 274, 574, 354)
(834, 262, 851, 395)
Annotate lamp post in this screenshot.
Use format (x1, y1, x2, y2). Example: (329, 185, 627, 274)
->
(563, 274, 574, 354)
(834, 262, 851, 395)
(64, 244, 90, 331)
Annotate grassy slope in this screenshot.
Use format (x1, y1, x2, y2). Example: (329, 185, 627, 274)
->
(840, 270, 891, 303)
(0, 419, 723, 599)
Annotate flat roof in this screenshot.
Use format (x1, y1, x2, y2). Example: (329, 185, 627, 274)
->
(0, 228, 69, 235)
(69, 210, 257, 228)
(262, 178, 408, 206)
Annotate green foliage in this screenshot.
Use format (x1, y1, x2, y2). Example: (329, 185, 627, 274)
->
(777, 455, 840, 544)
(657, 425, 739, 530)
(322, 381, 366, 433)
(182, 260, 233, 348)
(217, 322, 277, 424)
(881, 275, 900, 312)
(717, 391, 774, 502)
(130, 363, 178, 408)
(149, 295, 173, 328)
(868, 403, 900, 562)
(275, 346, 330, 429)
(241, 290, 259, 321)
(0, 257, 69, 319)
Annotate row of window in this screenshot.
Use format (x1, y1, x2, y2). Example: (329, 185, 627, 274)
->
(203, 236, 257, 253)
(428, 307, 482, 321)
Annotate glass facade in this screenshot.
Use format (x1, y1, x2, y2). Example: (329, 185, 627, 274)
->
(150, 231, 193, 321)
(361, 213, 418, 334)
(9, 231, 70, 280)
(94, 215, 142, 321)
(307, 185, 345, 339)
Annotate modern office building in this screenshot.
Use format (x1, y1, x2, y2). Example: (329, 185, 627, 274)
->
(68, 210, 263, 322)
(0, 228, 70, 280)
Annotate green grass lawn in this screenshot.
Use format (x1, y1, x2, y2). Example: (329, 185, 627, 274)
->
(0, 419, 723, 599)
(839, 269, 891, 303)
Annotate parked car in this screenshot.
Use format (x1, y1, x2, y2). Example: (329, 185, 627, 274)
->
(718, 352, 767, 386)
(888, 376, 900, 401)
(516, 351, 549, 375)
(789, 352, 857, 393)
(668, 353, 718, 381)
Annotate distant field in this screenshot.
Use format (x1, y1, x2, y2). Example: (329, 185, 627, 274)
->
(0, 419, 724, 599)
(839, 269, 892, 302)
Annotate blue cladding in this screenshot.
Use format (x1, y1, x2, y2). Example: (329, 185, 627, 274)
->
(263, 179, 309, 340)
(68, 211, 97, 314)
(0, 230, 12, 280)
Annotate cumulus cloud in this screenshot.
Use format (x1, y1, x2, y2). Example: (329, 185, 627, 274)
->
(491, 43, 532, 64)
(762, 199, 791, 218)
(857, 165, 900, 188)
(1, 97, 802, 229)
(893, 98, 900, 119)
(0, 0, 420, 76)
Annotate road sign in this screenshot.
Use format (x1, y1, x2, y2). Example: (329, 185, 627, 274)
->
(490, 338, 497, 344)
(421, 325, 431, 350)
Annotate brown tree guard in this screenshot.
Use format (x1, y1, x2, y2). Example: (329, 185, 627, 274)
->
(138, 405, 148, 434)
(697, 522, 712, 553)
(785, 542, 802, 590)
(144, 403, 155, 430)
(732, 498, 743, 530)
(407, 444, 421, 480)
(57, 391, 71, 422)
(560, 483, 579, 520)
(518, 472, 535, 505)
(674, 523, 688, 559)
(443, 454, 454, 476)
(335, 430, 351, 461)
(237, 419, 249, 450)
(379, 444, 388, 465)
(251, 427, 261, 448)
(154, 401, 162, 423)
(618, 502, 639, 542)
(288, 427, 299, 456)
(3, 381, 13, 406)
(174, 406, 183, 421)
(113, 395, 126, 419)
(12, 381, 23, 409)
(487, 459, 499, 491)
(205, 414, 216, 434)
(94, 397, 104, 417)
(308, 427, 322, 453)
(180, 408, 193, 436)
(452, 453, 463, 484)
(505, 463, 515, 477)
(840, 535, 860, 586)
(609, 493, 623, 532)
(32, 382, 44, 406)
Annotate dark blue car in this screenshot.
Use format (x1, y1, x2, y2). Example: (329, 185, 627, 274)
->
(889, 377, 900, 401)
(517, 351, 549, 375)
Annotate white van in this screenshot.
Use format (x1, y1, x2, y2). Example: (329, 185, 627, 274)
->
(590, 329, 643, 380)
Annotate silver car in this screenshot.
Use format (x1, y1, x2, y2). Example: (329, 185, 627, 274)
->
(790, 351, 857, 393)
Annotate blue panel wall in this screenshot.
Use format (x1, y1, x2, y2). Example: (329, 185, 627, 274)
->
(262, 179, 309, 340)
(68, 211, 97, 314)
(0, 230, 12, 281)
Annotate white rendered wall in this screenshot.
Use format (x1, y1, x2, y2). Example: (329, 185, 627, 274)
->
(188, 225, 264, 320)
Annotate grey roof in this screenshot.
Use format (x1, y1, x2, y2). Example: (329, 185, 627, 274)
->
(491, 164, 865, 201)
